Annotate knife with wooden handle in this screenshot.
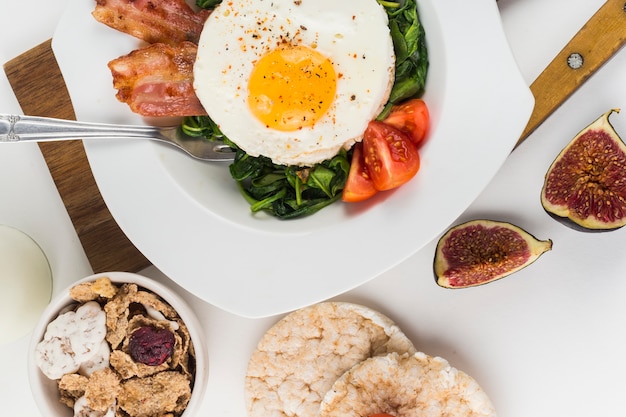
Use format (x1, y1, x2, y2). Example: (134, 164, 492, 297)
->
(515, 0, 626, 148)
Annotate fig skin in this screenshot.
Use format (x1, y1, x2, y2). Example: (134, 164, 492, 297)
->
(541, 109, 626, 231)
(434, 219, 552, 289)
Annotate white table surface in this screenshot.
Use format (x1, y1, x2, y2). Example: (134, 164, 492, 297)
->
(2, 0, 626, 416)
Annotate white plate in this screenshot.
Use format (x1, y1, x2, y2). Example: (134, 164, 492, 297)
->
(51, 0, 532, 318)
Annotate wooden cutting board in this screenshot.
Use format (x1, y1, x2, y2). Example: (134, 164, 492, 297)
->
(3, 39, 151, 273)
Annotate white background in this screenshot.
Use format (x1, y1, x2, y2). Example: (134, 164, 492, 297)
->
(2, 0, 626, 416)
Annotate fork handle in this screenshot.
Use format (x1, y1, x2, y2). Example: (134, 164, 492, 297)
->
(0, 114, 159, 142)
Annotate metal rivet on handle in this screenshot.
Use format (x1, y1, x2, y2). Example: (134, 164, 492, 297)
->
(567, 52, 584, 69)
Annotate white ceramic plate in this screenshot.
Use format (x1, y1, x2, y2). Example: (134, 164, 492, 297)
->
(51, 0, 533, 318)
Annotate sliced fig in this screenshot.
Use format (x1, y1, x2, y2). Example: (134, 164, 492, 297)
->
(434, 219, 552, 288)
(541, 109, 626, 231)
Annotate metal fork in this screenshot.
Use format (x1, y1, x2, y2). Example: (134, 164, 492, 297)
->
(0, 114, 235, 162)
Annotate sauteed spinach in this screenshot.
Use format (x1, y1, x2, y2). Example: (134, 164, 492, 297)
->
(377, 0, 429, 117)
(183, 116, 350, 219)
(184, 0, 428, 219)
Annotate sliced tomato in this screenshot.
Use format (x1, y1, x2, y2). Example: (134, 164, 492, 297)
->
(383, 98, 430, 147)
(342, 142, 378, 202)
(362, 121, 420, 191)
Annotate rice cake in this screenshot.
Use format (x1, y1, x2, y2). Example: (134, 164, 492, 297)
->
(318, 351, 497, 417)
(244, 302, 416, 417)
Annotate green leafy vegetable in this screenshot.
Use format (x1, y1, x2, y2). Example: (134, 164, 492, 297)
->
(181, 115, 233, 146)
(187, 0, 428, 219)
(229, 149, 350, 219)
(377, 0, 429, 118)
(182, 116, 350, 219)
(195, 0, 222, 9)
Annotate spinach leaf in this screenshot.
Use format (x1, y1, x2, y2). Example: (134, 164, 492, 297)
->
(377, 0, 429, 118)
(182, 116, 350, 219)
(196, 0, 222, 9)
(181, 115, 225, 142)
(231, 148, 350, 219)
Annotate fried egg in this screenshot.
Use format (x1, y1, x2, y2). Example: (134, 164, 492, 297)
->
(194, 0, 395, 166)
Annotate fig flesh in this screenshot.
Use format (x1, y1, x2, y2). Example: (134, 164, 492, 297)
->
(541, 109, 626, 230)
(434, 220, 552, 288)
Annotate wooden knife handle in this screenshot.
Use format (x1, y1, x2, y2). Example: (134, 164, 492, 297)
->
(516, 0, 626, 147)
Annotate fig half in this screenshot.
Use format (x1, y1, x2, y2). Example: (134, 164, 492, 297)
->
(541, 109, 626, 230)
(434, 220, 552, 288)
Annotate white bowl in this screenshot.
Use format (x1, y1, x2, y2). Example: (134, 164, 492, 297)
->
(28, 271, 208, 417)
(51, 0, 534, 318)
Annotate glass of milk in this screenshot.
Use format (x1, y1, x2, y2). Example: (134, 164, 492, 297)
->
(0, 225, 52, 345)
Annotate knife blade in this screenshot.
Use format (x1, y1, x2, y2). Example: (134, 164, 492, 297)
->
(515, 0, 626, 148)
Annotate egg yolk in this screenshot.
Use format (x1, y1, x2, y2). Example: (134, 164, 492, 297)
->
(247, 45, 337, 131)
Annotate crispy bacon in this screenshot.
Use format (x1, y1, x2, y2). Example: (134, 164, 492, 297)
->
(92, 0, 211, 45)
(108, 42, 207, 117)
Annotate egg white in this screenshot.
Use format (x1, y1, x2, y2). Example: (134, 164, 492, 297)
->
(194, 0, 395, 167)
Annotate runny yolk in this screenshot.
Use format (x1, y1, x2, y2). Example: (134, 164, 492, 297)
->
(247, 45, 337, 131)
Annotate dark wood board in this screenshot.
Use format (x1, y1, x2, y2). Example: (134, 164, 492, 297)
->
(3, 39, 151, 273)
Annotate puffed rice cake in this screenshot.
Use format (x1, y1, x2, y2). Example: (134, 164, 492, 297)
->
(244, 302, 416, 417)
(318, 351, 497, 417)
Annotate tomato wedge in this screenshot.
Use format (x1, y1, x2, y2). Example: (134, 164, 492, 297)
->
(362, 121, 420, 191)
(382, 98, 430, 147)
(342, 142, 377, 202)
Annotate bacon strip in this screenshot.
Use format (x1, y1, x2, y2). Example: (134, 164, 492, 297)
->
(108, 42, 207, 117)
(92, 0, 211, 45)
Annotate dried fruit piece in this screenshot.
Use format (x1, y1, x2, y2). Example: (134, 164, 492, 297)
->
(434, 220, 552, 288)
(129, 326, 175, 366)
(541, 109, 626, 230)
